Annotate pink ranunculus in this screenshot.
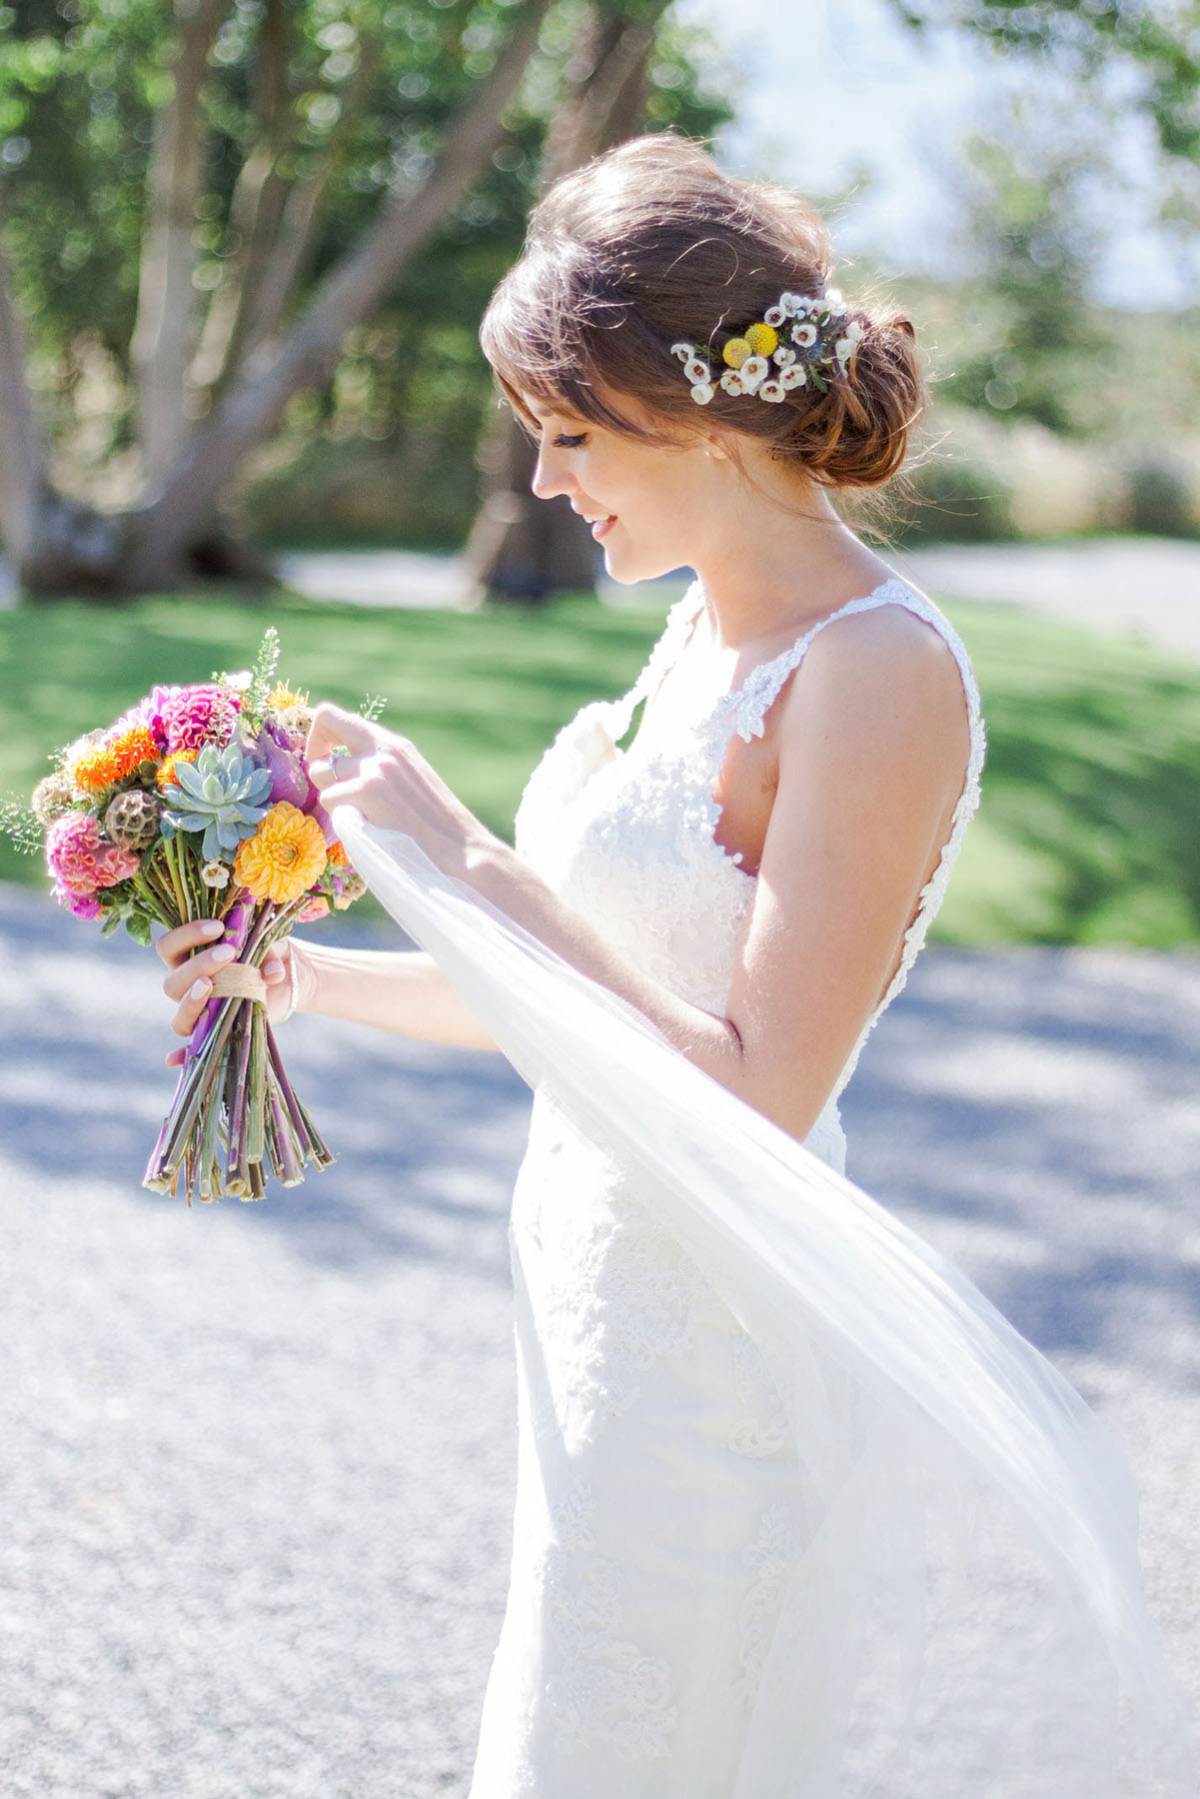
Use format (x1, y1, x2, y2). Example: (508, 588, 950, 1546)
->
(46, 812, 140, 898)
(160, 683, 239, 754)
(296, 897, 330, 923)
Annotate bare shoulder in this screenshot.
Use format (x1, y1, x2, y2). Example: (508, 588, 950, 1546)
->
(792, 596, 967, 727)
(776, 594, 971, 793)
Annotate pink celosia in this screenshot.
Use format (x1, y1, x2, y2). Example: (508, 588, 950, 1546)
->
(160, 683, 239, 754)
(45, 812, 140, 900)
(54, 883, 102, 921)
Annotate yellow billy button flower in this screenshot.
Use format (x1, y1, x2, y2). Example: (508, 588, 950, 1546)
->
(722, 336, 752, 369)
(744, 322, 779, 357)
(234, 801, 329, 906)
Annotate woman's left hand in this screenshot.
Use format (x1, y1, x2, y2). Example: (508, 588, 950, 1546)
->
(306, 703, 502, 879)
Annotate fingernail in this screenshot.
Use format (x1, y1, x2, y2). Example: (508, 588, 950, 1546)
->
(189, 978, 211, 1000)
(200, 919, 224, 937)
(263, 960, 283, 979)
(210, 944, 236, 964)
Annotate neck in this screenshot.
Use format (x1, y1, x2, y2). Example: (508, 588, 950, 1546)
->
(688, 467, 892, 649)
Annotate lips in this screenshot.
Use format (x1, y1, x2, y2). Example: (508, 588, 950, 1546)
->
(589, 515, 617, 540)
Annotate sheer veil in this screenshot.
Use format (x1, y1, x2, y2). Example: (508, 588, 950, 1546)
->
(336, 807, 1195, 1795)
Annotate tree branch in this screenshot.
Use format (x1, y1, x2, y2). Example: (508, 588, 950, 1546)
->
(126, 0, 554, 586)
(129, 0, 224, 475)
(191, 0, 291, 396)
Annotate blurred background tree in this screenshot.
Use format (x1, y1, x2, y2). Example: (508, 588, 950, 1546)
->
(0, 0, 728, 596)
(1, 0, 1198, 597)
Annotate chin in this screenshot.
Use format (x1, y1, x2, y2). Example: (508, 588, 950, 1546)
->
(602, 542, 681, 586)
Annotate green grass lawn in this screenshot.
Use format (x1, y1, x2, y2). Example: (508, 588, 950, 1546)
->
(3, 589, 1198, 945)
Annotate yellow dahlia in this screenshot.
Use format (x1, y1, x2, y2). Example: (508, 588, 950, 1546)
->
(68, 723, 159, 795)
(157, 749, 198, 791)
(234, 802, 328, 905)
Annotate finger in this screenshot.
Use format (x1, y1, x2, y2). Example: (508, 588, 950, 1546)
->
(172, 974, 213, 1038)
(162, 940, 237, 1002)
(307, 703, 378, 763)
(166, 1047, 185, 1068)
(308, 751, 364, 793)
(155, 916, 225, 968)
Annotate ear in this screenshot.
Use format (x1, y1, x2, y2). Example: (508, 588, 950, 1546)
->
(702, 428, 736, 463)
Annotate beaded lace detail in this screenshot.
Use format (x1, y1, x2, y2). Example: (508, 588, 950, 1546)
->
(480, 575, 987, 1791)
(515, 573, 985, 1094)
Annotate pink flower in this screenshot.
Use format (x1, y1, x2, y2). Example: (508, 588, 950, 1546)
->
(53, 883, 102, 921)
(160, 684, 239, 753)
(124, 684, 180, 752)
(46, 812, 140, 900)
(296, 897, 330, 923)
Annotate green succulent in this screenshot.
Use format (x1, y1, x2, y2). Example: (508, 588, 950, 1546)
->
(161, 744, 273, 861)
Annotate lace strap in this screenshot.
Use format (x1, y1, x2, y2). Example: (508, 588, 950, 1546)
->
(714, 578, 925, 744)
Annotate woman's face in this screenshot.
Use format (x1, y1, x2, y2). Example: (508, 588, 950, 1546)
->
(523, 393, 716, 584)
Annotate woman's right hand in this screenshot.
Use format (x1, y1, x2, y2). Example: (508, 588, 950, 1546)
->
(155, 920, 316, 1067)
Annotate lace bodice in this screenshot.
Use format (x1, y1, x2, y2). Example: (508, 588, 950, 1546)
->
(514, 575, 985, 1105)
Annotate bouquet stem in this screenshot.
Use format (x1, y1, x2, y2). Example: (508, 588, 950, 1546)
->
(143, 893, 332, 1204)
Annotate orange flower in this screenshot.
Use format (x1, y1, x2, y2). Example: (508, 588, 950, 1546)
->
(234, 802, 328, 905)
(326, 840, 348, 868)
(69, 724, 159, 794)
(156, 749, 198, 791)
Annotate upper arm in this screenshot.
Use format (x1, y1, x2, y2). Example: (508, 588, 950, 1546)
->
(725, 608, 971, 1139)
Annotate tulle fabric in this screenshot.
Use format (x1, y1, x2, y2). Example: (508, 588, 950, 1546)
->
(336, 808, 1195, 1796)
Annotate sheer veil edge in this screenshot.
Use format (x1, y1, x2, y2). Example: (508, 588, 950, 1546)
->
(337, 809, 1195, 1795)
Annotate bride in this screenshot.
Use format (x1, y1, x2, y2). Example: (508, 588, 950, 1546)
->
(157, 136, 1190, 1795)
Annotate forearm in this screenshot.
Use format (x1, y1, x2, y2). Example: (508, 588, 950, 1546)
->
(298, 939, 499, 1052)
(464, 842, 749, 1091)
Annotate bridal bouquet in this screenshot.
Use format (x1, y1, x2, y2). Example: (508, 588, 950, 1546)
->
(5, 630, 366, 1204)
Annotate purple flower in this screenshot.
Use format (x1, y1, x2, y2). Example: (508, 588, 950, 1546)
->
(259, 724, 310, 807)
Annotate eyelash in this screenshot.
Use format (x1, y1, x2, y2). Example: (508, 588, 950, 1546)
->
(553, 432, 587, 449)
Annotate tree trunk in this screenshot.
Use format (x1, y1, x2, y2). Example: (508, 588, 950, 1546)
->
(129, 0, 224, 478)
(465, 3, 665, 607)
(0, 230, 47, 571)
(122, 0, 553, 593)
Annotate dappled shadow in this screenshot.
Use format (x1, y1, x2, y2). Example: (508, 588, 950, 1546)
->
(977, 670, 1200, 939)
(4, 894, 1199, 1382)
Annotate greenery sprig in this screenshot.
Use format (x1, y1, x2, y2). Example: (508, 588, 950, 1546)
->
(0, 796, 42, 856)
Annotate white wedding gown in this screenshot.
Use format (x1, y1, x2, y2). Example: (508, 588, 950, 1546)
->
(336, 577, 1194, 1798)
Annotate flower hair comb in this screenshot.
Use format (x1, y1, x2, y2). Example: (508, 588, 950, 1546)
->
(671, 289, 865, 406)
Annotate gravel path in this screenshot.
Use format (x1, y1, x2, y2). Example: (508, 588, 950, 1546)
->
(1, 884, 1198, 1797)
(270, 537, 1200, 661)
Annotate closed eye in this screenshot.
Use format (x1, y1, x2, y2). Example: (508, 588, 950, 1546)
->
(553, 432, 588, 449)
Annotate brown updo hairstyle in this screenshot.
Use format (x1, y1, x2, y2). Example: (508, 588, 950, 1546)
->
(480, 133, 924, 491)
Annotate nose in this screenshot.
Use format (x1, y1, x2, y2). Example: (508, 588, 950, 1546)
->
(531, 439, 574, 502)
